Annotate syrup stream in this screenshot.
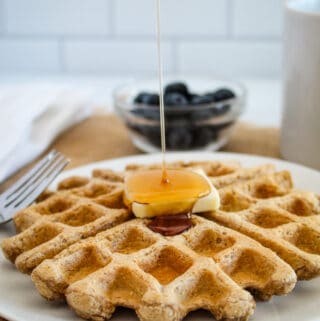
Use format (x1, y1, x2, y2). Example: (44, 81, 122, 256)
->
(156, 0, 169, 184)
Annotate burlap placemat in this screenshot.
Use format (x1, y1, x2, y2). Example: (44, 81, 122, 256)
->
(0, 113, 280, 195)
(0, 113, 280, 320)
(0, 113, 280, 193)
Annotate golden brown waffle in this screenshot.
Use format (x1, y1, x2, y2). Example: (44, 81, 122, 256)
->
(31, 216, 296, 321)
(1, 161, 239, 275)
(1, 174, 130, 274)
(124, 161, 320, 279)
(126, 160, 241, 177)
(1, 160, 319, 321)
(205, 171, 320, 280)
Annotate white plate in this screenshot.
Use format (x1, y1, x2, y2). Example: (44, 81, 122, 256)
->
(0, 152, 320, 321)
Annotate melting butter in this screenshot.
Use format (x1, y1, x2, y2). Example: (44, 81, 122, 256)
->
(124, 168, 220, 218)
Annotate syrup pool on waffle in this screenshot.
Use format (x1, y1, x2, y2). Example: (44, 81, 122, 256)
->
(124, 168, 220, 218)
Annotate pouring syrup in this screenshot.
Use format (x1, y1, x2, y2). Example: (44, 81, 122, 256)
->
(124, 0, 215, 235)
(156, 0, 169, 184)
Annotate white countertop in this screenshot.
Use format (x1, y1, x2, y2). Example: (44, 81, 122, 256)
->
(0, 76, 282, 127)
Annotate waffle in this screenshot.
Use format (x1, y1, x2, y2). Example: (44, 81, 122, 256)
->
(125, 160, 241, 177)
(31, 216, 297, 321)
(1, 173, 130, 274)
(1, 160, 319, 321)
(128, 161, 320, 279)
(206, 171, 320, 280)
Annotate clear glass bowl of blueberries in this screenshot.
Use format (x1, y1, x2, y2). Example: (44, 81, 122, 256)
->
(114, 78, 246, 152)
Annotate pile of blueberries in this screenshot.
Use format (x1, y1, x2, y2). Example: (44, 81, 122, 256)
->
(128, 82, 237, 150)
(134, 82, 235, 107)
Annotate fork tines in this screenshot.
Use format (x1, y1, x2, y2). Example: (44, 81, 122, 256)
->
(0, 150, 69, 223)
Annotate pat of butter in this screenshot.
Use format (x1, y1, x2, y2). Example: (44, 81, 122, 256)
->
(124, 168, 220, 219)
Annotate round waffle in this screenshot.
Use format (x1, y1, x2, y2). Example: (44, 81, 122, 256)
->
(1, 160, 320, 321)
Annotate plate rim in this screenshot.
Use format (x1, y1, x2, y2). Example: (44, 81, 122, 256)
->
(54, 151, 320, 180)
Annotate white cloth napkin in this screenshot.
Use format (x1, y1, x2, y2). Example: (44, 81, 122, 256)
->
(0, 84, 93, 183)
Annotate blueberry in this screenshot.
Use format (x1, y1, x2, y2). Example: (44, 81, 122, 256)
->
(212, 88, 236, 102)
(134, 92, 149, 104)
(164, 82, 189, 97)
(211, 104, 231, 116)
(167, 127, 193, 150)
(193, 127, 216, 147)
(131, 108, 160, 120)
(165, 114, 190, 125)
(131, 124, 161, 147)
(219, 104, 231, 115)
(189, 94, 200, 101)
(164, 93, 189, 107)
(145, 126, 161, 147)
(191, 94, 215, 105)
(127, 123, 140, 133)
(190, 109, 214, 122)
(134, 92, 159, 105)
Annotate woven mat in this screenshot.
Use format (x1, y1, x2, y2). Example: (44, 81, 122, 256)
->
(0, 113, 280, 321)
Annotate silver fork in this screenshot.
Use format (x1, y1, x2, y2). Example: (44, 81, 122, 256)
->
(0, 150, 69, 225)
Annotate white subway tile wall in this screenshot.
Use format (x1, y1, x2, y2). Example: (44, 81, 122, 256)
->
(0, 40, 60, 73)
(114, 0, 228, 36)
(0, 0, 284, 77)
(64, 40, 174, 74)
(178, 41, 282, 78)
(233, 0, 283, 37)
(6, 0, 110, 35)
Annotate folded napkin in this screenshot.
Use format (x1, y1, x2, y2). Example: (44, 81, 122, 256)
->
(0, 84, 93, 183)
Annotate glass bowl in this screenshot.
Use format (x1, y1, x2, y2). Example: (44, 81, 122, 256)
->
(113, 77, 246, 152)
